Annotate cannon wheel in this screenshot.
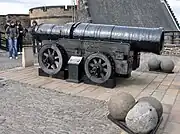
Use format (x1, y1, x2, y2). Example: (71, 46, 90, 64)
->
(38, 43, 66, 75)
(84, 53, 114, 84)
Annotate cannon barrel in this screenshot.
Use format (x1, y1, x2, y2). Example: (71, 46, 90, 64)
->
(32, 22, 164, 54)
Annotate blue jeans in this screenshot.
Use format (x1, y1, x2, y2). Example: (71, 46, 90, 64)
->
(8, 38, 17, 57)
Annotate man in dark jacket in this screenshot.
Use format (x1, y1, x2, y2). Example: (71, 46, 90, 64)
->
(16, 20, 24, 54)
(6, 20, 19, 59)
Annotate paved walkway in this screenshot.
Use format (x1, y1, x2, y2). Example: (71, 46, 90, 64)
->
(0, 64, 180, 134)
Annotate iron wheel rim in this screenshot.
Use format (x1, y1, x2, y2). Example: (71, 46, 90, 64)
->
(84, 53, 112, 84)
(38, 44, 63, 75)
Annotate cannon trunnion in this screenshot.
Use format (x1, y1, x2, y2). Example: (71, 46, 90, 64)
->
(33, 22, 164, 88)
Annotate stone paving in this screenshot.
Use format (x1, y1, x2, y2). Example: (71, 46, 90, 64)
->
(0, 50, 180, 133)
(0, 63, 180, 134)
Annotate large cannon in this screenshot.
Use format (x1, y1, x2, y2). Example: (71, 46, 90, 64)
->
(31, 22, 164, 87)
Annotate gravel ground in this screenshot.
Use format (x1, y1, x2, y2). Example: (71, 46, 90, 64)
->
(0, 80, 119, 134)
(0, 51, 21, 71)
(0, 50, 38, 71)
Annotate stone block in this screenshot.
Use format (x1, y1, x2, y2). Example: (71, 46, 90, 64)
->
(161, 95, 176, 105)
(162, 103, 172, 114)
(22, 46, 34, 67)
(164, 122, 180, 134)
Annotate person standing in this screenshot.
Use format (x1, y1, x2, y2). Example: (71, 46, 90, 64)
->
(16, 20, 24, 54)
(5, 21, 19, 59)
(31, 20, 38, 54)
(4, 20, 10, 51)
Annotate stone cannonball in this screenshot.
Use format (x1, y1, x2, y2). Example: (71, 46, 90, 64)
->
(148, 57, 161, 71)
(138, 97, 163, 118)
(125, 102, 158, 134)
(108, 92, 136, 121)
(160, 59, 174, 73)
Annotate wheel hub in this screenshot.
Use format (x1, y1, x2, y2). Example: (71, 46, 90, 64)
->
(91, 63, 103, 77)
(48, 54, 55, 65)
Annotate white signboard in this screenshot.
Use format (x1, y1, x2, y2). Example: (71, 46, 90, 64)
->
(68, 56, 83, 65)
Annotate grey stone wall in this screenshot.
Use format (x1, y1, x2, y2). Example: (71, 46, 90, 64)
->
(30, 18, 72, 25)
(0, 15, 6, 32)
(76, 0, 92, 22)
(162, 45, 180, 56)
(29, 6, 77, 25)
(163, 32, 180, 56)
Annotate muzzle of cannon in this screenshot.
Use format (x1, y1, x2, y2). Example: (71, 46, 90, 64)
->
(31, 22, 165, 87)
(72, 23, 164, 55)
(32, 22, 164, 55)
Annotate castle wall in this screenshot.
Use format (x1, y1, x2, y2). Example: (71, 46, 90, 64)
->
(29, 5, 77, 25)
